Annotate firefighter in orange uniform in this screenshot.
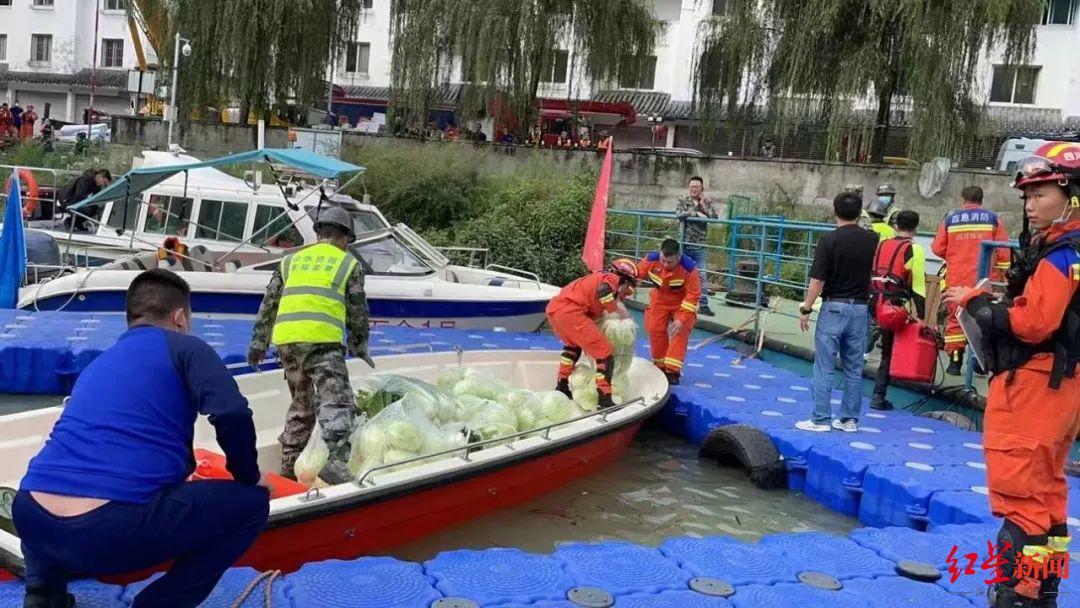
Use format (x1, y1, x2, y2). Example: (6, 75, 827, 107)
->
(637, 238, 701, 385)
(945, 142, 1080, 608)
(932, 185, 1011, 375)
(546, 258, 638, 409)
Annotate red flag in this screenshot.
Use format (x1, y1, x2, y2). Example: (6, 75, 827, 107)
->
(582, 137, 613, 272)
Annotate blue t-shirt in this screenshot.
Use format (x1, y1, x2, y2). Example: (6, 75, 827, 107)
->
(21, 326, 259, 503)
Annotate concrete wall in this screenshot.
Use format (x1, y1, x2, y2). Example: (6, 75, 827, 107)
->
(111, 117, 291, 157)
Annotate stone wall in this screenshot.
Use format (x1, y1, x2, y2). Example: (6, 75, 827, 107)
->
(111, 117, 1021, 230)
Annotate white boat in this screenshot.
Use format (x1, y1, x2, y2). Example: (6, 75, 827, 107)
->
(0, 350, 669, 575)
(26, 149, 389, 267)
(18, 149, 559, 332)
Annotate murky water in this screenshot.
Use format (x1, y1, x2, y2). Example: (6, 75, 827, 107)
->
(391, 426, 857, 562)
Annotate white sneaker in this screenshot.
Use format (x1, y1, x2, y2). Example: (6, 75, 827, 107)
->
(795, 419, 832, 432)
(832, 419, 858, 433)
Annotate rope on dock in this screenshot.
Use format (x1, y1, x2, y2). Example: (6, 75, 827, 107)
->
(230, 569, 281, 608)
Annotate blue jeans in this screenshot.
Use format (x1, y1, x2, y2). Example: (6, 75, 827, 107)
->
(812, 301, 869, 424)
(14, 480, 269, 607)
(683, 246, 711, 308)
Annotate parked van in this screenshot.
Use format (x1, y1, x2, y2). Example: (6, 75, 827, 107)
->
(995, 135, 1080, 173)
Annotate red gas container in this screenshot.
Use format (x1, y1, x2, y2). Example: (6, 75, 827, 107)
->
(889, 321, 938, 384)
(190, 448, 308, 499)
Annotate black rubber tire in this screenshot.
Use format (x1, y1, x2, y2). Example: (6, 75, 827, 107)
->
(921, 410, 977, 431)
(698, 424, 786, 490)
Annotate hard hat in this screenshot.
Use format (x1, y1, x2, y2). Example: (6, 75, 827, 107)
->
(608, 258, 639, 286)
(877, 183, 897, 196)
(314, 206, 356, 241)
(866, 194, 895, 218)
(1012, 142, 1080, 189)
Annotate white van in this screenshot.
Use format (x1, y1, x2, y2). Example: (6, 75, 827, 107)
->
(995, 135, 1080, 173)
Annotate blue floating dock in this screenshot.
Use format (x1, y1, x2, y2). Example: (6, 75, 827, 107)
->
(553, 541, 691, 596)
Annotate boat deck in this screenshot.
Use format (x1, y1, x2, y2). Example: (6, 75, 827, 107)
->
(0, 313, 1076, 606)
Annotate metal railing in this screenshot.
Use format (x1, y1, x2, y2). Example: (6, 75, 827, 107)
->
(963, 239, 1019, 392)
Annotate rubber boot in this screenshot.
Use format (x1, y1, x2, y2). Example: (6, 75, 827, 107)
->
(665, 371, 681, 386)
(946, 349, 965, 376)
(597, 391, 615, 409)
(1034, 524, 1071, 608)
(23, 592, 74, 608)
(869, 395, 894, 411)
(317, 441, 354, 486)
(989, 519, 1047, 608)
(555, 378, 573, 399)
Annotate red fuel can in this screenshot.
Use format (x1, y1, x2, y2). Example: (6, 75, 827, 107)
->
(889, 321, 938, 384)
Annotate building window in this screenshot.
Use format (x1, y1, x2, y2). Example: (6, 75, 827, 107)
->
(104, 0, 125, 10)
(32, 0, 54, 6)
(345, 42, 370, 74)
(360, 0, 373, 8)
(101, 39, 124, 68)
(540, 50, 569, 84)
(1043, 0, 1076, 24)
(989, 65, 1040, 104)
(0, 35, 6, 62)
(0, 1, 11, 7)
(619, 55, 657, 90)
(712, 0, 728, 14)
(30, 35, 51, 64)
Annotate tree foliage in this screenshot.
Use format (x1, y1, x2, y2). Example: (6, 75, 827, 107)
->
(692, 0, 1044, 161)
(388, 0, 659, 132)
(160, 0, 362, 119)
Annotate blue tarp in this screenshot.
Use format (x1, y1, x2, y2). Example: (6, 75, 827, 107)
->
(0, 173, 26, 308)
(69, 148, 366, 211)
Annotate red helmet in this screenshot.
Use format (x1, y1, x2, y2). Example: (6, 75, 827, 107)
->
(608, 258, 639, 286)
(1012, 142, 1080, 189)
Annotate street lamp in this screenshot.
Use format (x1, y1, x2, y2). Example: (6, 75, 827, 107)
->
(167, 33, 192, 149)
(648, 115, 663, 151)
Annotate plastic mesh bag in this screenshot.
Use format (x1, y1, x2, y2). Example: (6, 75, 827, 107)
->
(348, 397, 468, 479)
(356, 373, 460, 423)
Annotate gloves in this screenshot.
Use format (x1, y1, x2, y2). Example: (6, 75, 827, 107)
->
(247, 347, 265, 371)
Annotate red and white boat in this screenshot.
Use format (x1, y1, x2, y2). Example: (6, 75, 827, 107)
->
(0, 349, 668, 577)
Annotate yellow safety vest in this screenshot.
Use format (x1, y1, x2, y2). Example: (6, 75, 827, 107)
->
(271, 242, 358, 345)
(871, 221, 896, 241)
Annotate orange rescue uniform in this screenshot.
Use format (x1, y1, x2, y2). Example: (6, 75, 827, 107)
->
(932, 203, 1011, 354)
(962, 220, 1080, 539)
(637, 253, 701, 374)
(546, 272, 624, 390)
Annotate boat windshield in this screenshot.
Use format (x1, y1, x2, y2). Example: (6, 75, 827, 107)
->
(350, 235, 433, 277)
(351, 210, 387, 236)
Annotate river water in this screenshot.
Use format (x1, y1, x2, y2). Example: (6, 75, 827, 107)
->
(392, 426, 856, 562)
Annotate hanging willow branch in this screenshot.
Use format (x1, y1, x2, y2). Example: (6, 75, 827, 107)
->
(166, 0, 361, 120)
(692, 0, 1044, 162)
(388, 0, 659, 132)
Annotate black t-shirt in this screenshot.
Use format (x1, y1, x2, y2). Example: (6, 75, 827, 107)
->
(809, 224, 879, 300)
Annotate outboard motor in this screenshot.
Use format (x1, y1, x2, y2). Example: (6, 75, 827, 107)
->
(24, 229, 62, 283)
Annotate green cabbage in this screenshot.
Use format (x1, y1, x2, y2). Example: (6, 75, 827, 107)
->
(536, 390, 582, 423)
(385, 420, 423, 452)
(436, 366, 469, 392)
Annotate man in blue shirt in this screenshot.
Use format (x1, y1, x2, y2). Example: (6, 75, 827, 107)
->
(14, 269, 269, 608)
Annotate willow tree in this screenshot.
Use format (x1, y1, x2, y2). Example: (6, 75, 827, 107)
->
(387, 0, 659, 134)
(163, 0, 362, 121)
(692, 0, 1044, 162)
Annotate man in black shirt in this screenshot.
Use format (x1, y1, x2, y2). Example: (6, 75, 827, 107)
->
(796, 192, 879, 432)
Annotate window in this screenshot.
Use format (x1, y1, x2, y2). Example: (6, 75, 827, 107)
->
(106, 200, 139, 231)
(0, 1, 11, 7)
(252, 205, 302, 248)
(540, 50, 569, 84)
(196, 199, 247, 242)
(32, 0, 53, 6)
(345, 42, 370, 74)
(1043, 0, 1076, 24)
(104, 0, 125, 9)
(0, 35, 6, 62)
(304, 205, 387, 236)
(30, 35, 51, 64)
(619, 55, 657, 90)
(360, 0, 373, 8)
(712, 0, 728, 14)
(350, 236, 432, 276)
(101, 39, 124, 68)
(989, 65, 1040, 104)
(144, 195, 194, 236)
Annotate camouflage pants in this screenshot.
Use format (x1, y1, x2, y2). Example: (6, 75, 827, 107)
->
(277, 343, 356, 476)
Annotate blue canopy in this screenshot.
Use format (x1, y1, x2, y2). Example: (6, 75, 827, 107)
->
(69, 148, 365, 211)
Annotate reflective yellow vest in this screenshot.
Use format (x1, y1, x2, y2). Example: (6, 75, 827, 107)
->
(271, 242, 358, 345)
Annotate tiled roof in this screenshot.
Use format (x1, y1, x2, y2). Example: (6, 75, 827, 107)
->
(0, 67, 128, 89)
(336, 83, 462, 106)
(591, 90, 693, 120)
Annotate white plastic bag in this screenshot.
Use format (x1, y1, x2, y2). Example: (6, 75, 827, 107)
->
(348, 397, 468, 479)
(294, 422, 329, 486)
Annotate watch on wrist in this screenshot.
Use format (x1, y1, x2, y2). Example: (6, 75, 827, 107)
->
(799, 305, 813, 315)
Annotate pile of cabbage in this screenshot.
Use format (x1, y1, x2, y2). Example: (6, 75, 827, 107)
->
(293, 368, 585, 486)
(568, 313, 638, 411)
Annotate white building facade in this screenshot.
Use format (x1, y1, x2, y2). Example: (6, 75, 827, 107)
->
(0, 0, 154, 124)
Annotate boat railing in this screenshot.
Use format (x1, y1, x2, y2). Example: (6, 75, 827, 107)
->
(0, 166, 82, 222)
(484, 264, 543, 288)
(225, 343, 438, 372)
(354, 395, 648, 488)
(437, 246, 489, 269)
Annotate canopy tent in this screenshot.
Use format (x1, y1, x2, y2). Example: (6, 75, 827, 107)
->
(69, 148, 365, 211)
